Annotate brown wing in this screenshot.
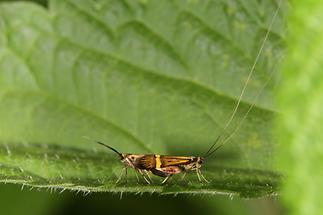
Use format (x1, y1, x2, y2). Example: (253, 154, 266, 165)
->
(160, 156, 193, 167)
(137, 155, 155, 169)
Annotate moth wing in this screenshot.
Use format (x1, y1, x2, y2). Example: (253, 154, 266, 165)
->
(160, 156, 192, 167)
(151, 166, 183, 177)
(137, 155, 155, 169)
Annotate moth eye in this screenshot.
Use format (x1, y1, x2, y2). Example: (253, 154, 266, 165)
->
(131, 156, 135, 160)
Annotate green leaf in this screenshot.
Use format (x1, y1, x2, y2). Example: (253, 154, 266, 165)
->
(277, 0, 323, 214)
(0, 0, 285, 196)
(0, 143, 280, 197)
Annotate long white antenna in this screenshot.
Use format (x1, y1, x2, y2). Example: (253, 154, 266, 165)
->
(221, 69, 275, 146)
(205, 0, 283, 156)
(220, 0, 283, 146)
(223, 0, 282, 131)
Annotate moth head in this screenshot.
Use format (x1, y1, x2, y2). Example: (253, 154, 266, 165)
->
(124, 154, 143, 165)
(125, 154, 137, 161)
(197, 156, 204, 164)
(186, 156, 203, 170)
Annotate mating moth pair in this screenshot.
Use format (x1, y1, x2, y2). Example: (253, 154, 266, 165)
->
(95, 139, 221, 184)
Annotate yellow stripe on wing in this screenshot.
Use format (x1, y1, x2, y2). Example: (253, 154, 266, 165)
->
(155, 154, 162, 169)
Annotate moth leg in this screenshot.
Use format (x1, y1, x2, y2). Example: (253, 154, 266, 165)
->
(138, 169, 151, 184)
(135, 172, 140, 182)
(196, 169, 202, 182)
(144, 170, 152, 182)
(180, 172, 187, 181)
(197, 169, 210, 183)
(115, 167, 127, 184)
(161, 175, 172, 185)
(200, 174, 210, 183)
(125, 166, 128, 183)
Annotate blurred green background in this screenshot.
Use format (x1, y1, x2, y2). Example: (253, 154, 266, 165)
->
(1, 183, 283, 215)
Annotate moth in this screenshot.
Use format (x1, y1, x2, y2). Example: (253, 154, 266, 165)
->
(94, 139, 222, 184)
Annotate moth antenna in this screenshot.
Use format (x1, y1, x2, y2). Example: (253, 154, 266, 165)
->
(203, 135, 221, 157)
(205, 0, 283, 157)
(82, 136, 123, 159)
(222, 0, 282, 133)
(96, 141, 124, 159)
(204, 144, 223, 159)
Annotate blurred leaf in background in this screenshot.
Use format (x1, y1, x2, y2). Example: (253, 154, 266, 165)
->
(0, 183, 283, 215)
(0, 183, 64, 215)
(55, 191, 283, 215)
(0, 0, 47, 7)
(277, 0, 323, 215)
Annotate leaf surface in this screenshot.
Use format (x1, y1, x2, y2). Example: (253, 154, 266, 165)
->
(0, 0, 285, 197)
